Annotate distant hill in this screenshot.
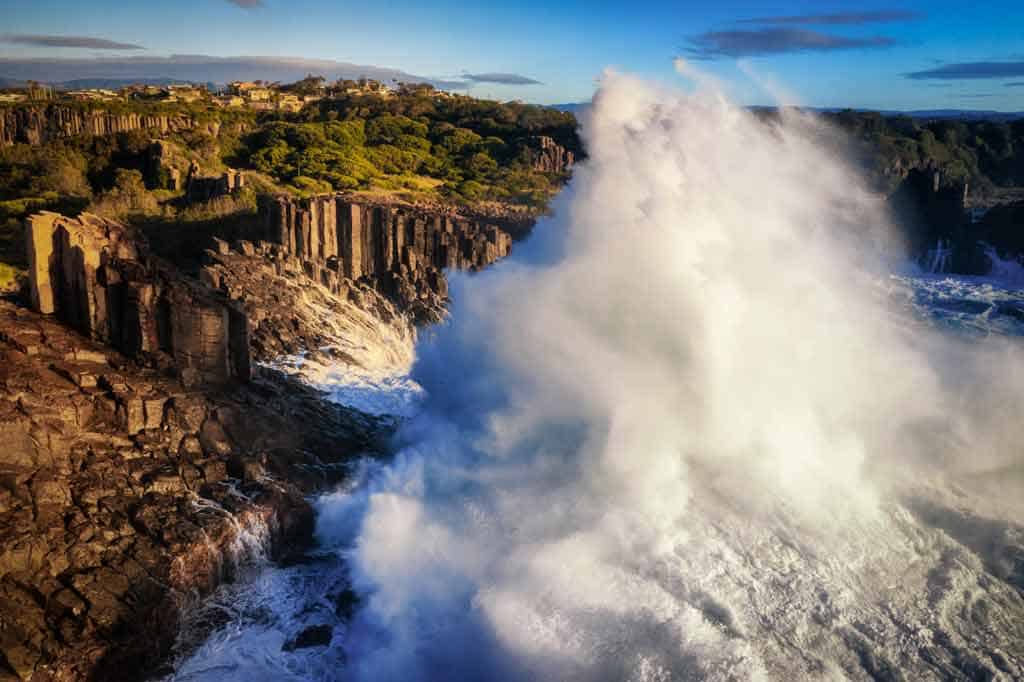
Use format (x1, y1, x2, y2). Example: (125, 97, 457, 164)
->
(550, 103, 589, 114)
(891, 110, 1024, 122)
(0, 77, 213, 91)
(550, 102, 1023, 123)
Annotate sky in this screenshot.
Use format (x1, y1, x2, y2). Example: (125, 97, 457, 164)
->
(0, 0, 1022, 111)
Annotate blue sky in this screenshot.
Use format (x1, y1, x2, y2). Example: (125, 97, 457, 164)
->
(1, 0, 1022, 110)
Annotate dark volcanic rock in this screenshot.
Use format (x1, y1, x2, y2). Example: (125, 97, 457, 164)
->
(889, 167, 986, 272)
(527, 135, 575, 174)
(3, 191, 541, 680)
(257, 195, 515, 324)
(0, 301, 388, 681)
(24, 211, 251, 386)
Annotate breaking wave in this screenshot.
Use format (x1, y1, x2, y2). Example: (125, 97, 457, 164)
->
(173, 66, 1024, 680)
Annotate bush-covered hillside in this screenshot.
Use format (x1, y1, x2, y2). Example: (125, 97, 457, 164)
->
(821, 110, 1024, 195)
(0, 81, 580, 291)
(237, 85, 578, 205)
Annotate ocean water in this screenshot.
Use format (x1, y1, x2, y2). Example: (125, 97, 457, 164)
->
(890, 273, 1024, 338)
(169, 68, 1024, 681)
(167, 272, 1024, 682)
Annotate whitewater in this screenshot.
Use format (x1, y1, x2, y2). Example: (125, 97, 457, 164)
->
(170, 68, 1024, 681)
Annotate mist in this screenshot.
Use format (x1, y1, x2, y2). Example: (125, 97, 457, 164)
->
(328, 67, 1024, 680)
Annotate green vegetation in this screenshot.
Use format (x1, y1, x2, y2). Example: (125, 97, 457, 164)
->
(237, 85, 578, 205)
(0, 83, 580, 290)
(822, 111, 1024, 194)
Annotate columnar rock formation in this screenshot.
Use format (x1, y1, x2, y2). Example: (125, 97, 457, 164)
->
(258, 195, 514, 322)
(24, 212, 250, 386)
(0, 105, 199, 147)
(185, 165, 246, 202)
(528, 135, 575, 174)
(889, 167, 978, 271)
(0, 299, 384, 681)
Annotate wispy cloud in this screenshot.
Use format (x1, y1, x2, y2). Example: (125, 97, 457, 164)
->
(905, 60, 1024, 80)
(462, 72, 542, 85)
(737, 11, 921, 26)
(685, 28, 894, 59)
(226, 0, 264, 7)
(0, 34, 143, 50)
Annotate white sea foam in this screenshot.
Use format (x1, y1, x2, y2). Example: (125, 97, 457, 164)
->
(173, 67, 1024, 681)
(260, 293, 424, 417)
(336, 68, 1024, 680)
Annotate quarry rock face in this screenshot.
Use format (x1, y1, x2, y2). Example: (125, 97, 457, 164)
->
(0, 105, 197, 148)
(258, 194, 514, 323)
(24, 212, 251, 387)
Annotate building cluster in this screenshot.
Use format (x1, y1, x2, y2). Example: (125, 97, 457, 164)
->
(219, 81, 322, 112)
(0, 77, 446, 112)
(0, 82, 55, 103)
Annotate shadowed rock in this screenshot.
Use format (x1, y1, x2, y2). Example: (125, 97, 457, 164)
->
(24, 211, 251, 387)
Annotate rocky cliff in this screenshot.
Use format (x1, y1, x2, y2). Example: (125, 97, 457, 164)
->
(2, 193, 528, 679)
(527, 135, 575, 174)
(0, 300, 386, 681)
(24, 212, 251, 387)
(258, 194, 515, 323)
(888, 168, 983, 272)
(0, 105, 202, 148)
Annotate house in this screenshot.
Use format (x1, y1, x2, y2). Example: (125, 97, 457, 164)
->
(214, 95, 245, 108)
(277, 94, 304, 113)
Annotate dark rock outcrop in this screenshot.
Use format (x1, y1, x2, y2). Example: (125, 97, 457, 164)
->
(527, 135, 575, 174)
(3, 192, 534, 680)
(145, 140, 187, 191)
(258, 195, 513, 323)
(198, 237, 410, 362)
(0, 299, 387, 681)
(24, 212, 251, 387)
(977, 201, 1024, 260)
(0, 106, 199, 148)
(185, 164, 245, 203)
(282, 624, 333, 651)
(888, 168, 986, 272)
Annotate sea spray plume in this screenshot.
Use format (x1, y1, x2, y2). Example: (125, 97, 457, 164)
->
(336, 69, 1024, 680)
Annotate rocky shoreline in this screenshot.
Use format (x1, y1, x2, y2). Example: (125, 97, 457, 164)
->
(0, 299, 389, 680)
(0, 192, 530, 680)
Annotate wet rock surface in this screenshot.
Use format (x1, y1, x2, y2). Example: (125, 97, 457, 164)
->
(0, 301, 388, 681)
(259, 195, 516, 324)
(281, 624, 333, 652)
(2, 191, 532, 679)
(198, 238, 410, 363)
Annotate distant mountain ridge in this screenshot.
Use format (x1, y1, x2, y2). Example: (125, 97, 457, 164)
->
(0, 55, 466, 92)
(550, 102, 1024, 122)
(0, 77, 214, 91)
